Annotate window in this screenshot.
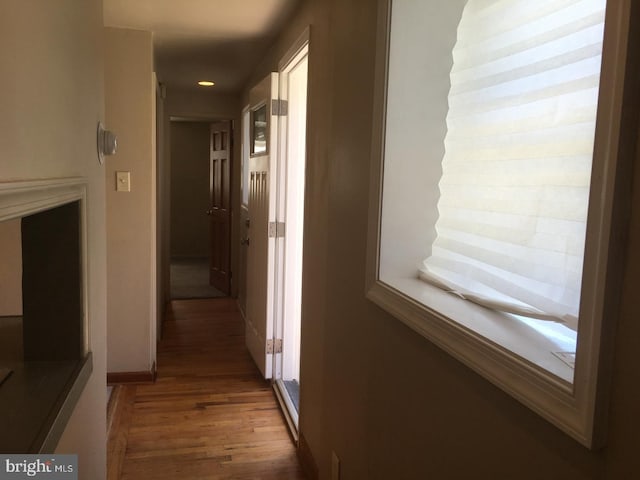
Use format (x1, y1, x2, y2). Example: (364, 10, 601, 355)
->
(252, 104, 268, 155)
(242, 107, 251, 206)
(367, 0, 633, 448)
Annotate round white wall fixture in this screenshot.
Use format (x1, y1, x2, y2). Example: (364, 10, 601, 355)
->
(97, 122, 118, 164)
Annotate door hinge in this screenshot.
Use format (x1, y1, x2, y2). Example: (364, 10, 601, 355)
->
(266, 338, 283, 354)
(268, 221, 286, 238)
(271, 99, 288, 116)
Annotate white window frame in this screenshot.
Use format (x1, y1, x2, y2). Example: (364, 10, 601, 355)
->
(366, 0, 634, 449)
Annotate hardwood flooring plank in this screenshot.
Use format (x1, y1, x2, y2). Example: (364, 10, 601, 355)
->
(109, 298, 305, 480)
(107, 385, 137, 480)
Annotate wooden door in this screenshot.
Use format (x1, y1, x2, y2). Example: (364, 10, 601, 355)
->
(208, 121, 232, 295)
(245, 73, 278, 379)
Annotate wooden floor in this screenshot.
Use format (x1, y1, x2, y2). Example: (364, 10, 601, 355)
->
(108, 298, 306, 480)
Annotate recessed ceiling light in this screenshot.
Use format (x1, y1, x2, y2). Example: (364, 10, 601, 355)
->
(198, 81, 215, 87)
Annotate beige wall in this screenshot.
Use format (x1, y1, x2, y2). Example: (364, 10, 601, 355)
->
(104, 27, 156, 373)
(170, 121, 210, 258)
(0, 219, 22, 316)
(244, 0, 640, 479)
(162, 88, 242, 296)
(0, 1, 107, 476)
(166, 89, 240, 120)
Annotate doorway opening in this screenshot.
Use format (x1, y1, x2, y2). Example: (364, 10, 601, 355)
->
(168, 119, 232, 300)
(272, 37, 309, 432)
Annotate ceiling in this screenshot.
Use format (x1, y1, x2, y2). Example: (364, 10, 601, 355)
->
(103, 0, 300, 93)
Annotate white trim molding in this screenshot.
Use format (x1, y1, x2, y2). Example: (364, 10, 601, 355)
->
(0, 177, 87, 223)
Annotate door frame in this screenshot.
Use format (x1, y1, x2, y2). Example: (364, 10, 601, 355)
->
(161, 115, 237, 307)
(272, 28, 310, 435)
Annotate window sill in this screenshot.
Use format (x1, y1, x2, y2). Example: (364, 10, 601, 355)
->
(367, 276, 591, 444)
(383, 276, 575, 384)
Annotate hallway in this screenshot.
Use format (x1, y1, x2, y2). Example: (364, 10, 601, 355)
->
(108, 298, 306, 480)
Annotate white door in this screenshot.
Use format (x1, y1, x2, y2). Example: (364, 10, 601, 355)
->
(245, 73, 279, 379)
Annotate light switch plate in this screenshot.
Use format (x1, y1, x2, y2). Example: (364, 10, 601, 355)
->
(116, 171, 130, 192)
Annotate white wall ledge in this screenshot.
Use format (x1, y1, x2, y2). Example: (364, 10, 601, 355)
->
(381, 276, 575, 383)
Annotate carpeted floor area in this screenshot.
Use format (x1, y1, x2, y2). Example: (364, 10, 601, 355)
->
(170, 257, 225, 300)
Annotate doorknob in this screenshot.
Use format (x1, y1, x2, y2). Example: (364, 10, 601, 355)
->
(241, 238, 250, 246)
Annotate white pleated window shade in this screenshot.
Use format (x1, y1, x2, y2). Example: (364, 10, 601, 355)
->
(419, 0, 606, 329)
